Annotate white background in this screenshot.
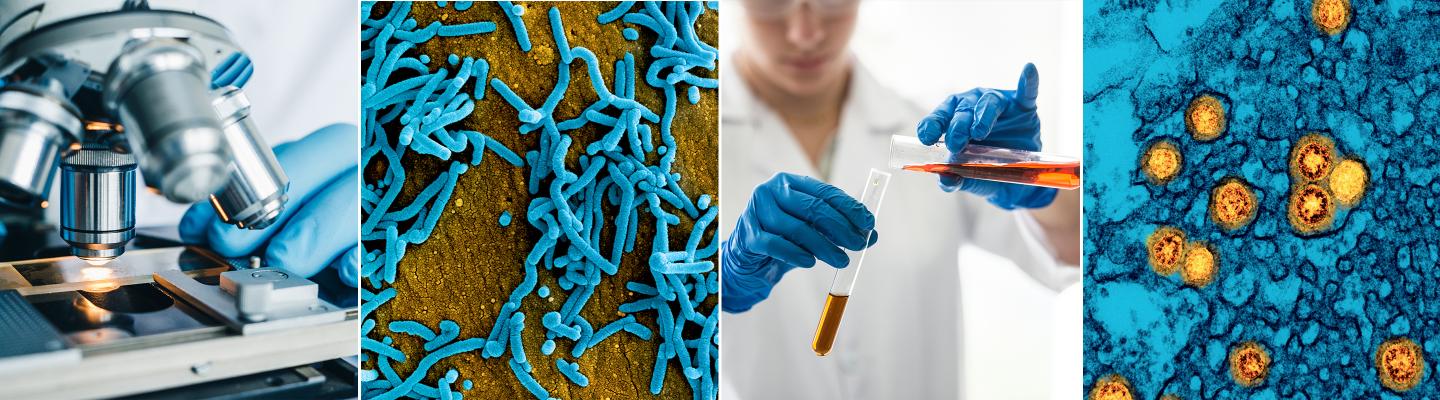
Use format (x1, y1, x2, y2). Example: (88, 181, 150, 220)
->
(722, 1, 1083, 398)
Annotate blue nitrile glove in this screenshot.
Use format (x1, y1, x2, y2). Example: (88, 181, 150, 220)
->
(211, 52, 254, 89)
(180, 123, 361, 287)
(916, 63, 1056, 209)
(721, 173, 878, 313)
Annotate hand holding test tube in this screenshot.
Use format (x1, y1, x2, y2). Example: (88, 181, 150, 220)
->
(812, 169, 891, 356)
(721, 173, 880, 313)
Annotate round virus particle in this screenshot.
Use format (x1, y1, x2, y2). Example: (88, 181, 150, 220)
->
(1088, 374, 1134, 400)
(1288, 183, 1335, 234)
(1181, 242, 1217, 288)
(1376, 337, 1426, 392)
(1146, 226, 1187, 275)
(1229, 341, 1271, 388)
(1329, 158, 1368, 207)
(1185, 94, 1226, 141)
(1141, 140, 1183, 185)
(1210, 178, 1257, 231)
(1312, 0, 1351, 36)
(1290, 134, 1336, 182)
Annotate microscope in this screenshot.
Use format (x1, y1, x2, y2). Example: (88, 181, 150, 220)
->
(0, 0, 288, 264)
(0, 2, 357, 398)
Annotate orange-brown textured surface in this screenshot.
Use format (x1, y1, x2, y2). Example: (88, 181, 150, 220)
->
(362, 2, 718, 398)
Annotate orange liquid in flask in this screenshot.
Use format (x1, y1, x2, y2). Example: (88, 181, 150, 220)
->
(902, 160, 1081, 190)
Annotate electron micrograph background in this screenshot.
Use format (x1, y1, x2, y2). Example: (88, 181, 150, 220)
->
(360, 1, 718, 399)
(1084, 0, 1440, 398)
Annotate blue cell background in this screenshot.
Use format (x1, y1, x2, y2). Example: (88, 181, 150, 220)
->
(1084, 0, 1440, 398)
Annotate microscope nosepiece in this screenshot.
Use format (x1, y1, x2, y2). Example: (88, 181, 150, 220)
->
(0, 85, 81, 206)
(104, 38, 230, 204)
(60, 149, 136, 263)
(210, 86, 288, 230)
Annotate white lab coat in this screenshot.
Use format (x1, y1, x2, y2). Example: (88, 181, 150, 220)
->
(718, 56, 1078, 400)
(37, 1, 360, 228)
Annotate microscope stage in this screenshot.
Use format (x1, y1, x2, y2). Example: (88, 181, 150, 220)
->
(0, 246, 358, 398)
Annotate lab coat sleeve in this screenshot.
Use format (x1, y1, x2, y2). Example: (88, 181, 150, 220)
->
(954, 194, 1079, 292)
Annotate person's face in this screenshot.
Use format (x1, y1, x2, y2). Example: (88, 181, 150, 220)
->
(740, 0, 859, 97)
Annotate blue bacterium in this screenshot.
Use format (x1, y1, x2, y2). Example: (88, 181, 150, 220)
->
(557, 358, 591, 387)
(361, 2, 718, 399)
(498, 1, 532, 52)
(437, 21, 496, 37)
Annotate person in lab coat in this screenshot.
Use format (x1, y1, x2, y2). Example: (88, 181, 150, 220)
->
(719, 0, 1082, 398)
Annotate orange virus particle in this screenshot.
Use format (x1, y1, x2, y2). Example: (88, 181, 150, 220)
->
(1180, 242, 1217, 288)
(1141, 140, 1183, 184)
(1229, 341, 1272, 388)
(1288, 183, 1335, 234)
(1185, 94, 1226, 141)
(1376, 338, 1426, 392)
(1290, 134, 1336, 182)
(1329, 158, 1368, 207)
(1210, 178, 1257, 231)
(1159, 396, 1181, 400)
(1089, 374, 1134, 400)
(1146, 226, 1186, 275)
(1312, 0, 1351, 36)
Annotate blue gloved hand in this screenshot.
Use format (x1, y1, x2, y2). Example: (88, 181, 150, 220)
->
(916, 63, 1056, 209)
(180, 123, 361, 287)
(211, 52, 254, 89)
(721, 173, 878, 313)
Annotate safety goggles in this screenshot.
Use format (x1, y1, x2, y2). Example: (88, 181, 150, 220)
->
(741, 0, 861, 20)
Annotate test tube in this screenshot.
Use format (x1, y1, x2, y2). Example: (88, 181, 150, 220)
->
(812, 168, 891, 356)
(888, 135, 1081, 190)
